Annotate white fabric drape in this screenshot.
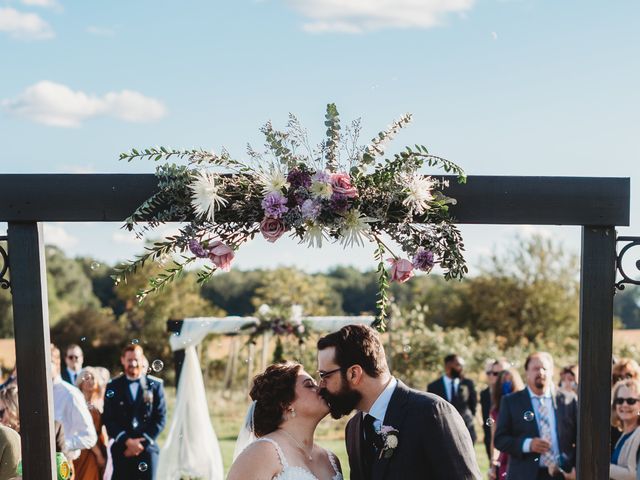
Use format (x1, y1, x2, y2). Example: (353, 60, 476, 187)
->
(157, 320, 225, 480)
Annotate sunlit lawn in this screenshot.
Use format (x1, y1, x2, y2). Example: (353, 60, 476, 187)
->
(159, 386, 489, 478)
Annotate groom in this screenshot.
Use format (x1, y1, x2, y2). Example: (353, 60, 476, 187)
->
(317, 324, 481, 480)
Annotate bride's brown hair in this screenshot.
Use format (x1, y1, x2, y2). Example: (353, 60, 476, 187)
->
(250, 362, 302, 437)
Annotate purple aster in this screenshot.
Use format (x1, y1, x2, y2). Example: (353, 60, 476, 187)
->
(412, 248, 435, 271)
(188, 239, 208, 258)
(261, 191, 289, 218)
(330, 193, 349, 213)
(287, 168, 312, 189)
(301, 199, 322, 220)
(312, 170, 331, 183)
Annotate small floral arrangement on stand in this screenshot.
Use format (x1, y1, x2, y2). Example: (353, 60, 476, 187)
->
(241, 304, 309, 346)
(116, 104, 467, 329)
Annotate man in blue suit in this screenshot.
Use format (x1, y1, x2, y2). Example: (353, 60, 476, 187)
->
(103, 344, 167, 480)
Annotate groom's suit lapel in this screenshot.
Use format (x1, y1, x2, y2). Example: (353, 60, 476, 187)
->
(372, 381, 410, 480)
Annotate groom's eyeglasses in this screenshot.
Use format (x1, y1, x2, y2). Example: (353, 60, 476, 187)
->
(317, 367, 343, 381)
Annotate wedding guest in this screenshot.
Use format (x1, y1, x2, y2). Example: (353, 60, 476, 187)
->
(0, 423, 21, 480)
(103, 344, 166, 480)
(613, 359, 640, 386)
(74, 367, 108, 480)
(0, 384, 20, 431)
(612, 359, 640, 451)
(0, 367, 16, 391)
(0, 382, 71, 465)
(489, 368, 524, 480)
(62, 345, 84, 386)
(51, 344, 98, 463)
(428, 353, 478, 443)
(558, 365, 578, 396)
(610, 379, 640, 479)
(481, 359, 509, 461)
(494, 352, 577, 479)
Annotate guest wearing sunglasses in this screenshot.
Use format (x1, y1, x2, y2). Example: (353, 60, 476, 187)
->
(611, 359, 640, 453)
(481, 359, 509, 462)
(610, 379, 640, 479)
(62, 344, 84, 386)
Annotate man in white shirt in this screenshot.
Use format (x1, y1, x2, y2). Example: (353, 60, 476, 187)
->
(61, 344, 84, 386)
(51, 344, 97, 461)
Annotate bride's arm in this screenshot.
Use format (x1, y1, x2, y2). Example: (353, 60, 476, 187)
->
(227, 441, 281, 480)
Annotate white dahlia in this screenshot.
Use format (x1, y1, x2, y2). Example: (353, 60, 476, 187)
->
(259, 167, 289, 195)
(339, 209, 376, 248)
(402, 175, 434, 214)
(189, 171, 228, 222)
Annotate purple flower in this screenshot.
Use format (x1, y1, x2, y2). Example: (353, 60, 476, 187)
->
(301, 199, 322, 221)
(412, 248, 435, 271)
(287, 168, 312, 189)
(261, 192, 289, 218)
(312, 170, 331, 183)
(330, 193, 349, 213)
(189, 239, 208, 258)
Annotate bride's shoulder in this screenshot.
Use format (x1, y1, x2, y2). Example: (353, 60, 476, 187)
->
(227, 437, 282, 480)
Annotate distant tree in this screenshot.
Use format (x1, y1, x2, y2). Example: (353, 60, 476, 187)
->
(453, 235, 580, 343)
(200, 269, 266, 315)
(251, 267, 342, 315)
(51, 307, 126, 373)
(46, 246, 101, 326)
(614, 285, 640, 329)
(325, 266, 377, 315)
(115, 261, 225, 363)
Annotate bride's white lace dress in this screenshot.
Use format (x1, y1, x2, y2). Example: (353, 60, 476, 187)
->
(255, 438, 343, 480)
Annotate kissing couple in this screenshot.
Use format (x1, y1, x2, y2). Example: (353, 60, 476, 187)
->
(227, 324, 481, 480)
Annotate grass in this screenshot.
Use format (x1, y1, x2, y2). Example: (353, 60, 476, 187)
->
(159, 387, 489, 478)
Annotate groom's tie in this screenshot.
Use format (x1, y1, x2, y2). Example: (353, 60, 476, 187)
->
(362, 414, 377, 479)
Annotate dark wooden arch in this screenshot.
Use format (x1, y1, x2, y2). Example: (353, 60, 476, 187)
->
(0, 174, 630, 479)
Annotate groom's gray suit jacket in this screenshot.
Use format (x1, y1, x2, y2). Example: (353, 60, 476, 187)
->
(345, 380, 481, 480)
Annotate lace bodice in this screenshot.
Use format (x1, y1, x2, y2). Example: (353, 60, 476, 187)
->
(255, 438, 343, 480)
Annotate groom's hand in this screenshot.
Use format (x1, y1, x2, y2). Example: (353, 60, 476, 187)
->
(530, 438, 551, 454)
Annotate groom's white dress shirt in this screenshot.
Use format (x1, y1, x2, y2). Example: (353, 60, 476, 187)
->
(363, 377, 398, 432)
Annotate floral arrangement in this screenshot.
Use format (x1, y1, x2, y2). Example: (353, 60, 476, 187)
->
(241, 304, 309, 345)
(116, 104, 467, 329)
(376, 425, 400, 459)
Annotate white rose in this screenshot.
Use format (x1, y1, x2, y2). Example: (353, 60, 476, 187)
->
(386, 435, 398, 449)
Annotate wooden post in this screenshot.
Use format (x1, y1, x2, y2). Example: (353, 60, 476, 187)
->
(8, 222, 56, 480)
(246, 343, 255, 395)
(577, 226, 616, 479)
(260, 331, 270, 372)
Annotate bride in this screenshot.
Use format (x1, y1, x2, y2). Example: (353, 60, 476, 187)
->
(227, 362, 343, 480)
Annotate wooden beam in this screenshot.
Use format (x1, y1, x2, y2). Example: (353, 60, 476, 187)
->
(7, 222, 56, 480)
(576, 226, 616, 479)
(0, 174, 630, 226)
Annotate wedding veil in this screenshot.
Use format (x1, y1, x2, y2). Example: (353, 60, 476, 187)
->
(233, 400, 258, 461)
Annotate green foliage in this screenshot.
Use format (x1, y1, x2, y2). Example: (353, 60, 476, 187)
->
(614, 286, 640, 328)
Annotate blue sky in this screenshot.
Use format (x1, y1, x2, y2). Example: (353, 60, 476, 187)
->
(1, 0, 638, 274)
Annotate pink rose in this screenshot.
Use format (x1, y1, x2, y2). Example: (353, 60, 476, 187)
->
(260, 216, 287, 243)
(388, 258, 414, 283)
(208, 241, 234, 271)
(331, 172, 358, 198)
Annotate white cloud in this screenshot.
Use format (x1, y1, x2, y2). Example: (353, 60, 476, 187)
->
(43, 223, 78, 249)
(0, 7, 54, 39)
(2, 81, 168, 127)
(21, 0, 60, 9)
(86, 25, 115, 36)
(112, 232, 143, 246)
(284, 0, 475, 33)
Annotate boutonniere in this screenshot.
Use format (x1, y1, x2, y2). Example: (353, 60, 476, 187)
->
(377, 425, 400, 459)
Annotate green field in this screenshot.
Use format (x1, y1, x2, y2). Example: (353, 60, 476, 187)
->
(158, 387, 489, 478)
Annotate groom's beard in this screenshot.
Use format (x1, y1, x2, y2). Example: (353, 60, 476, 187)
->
(320, 382, 362, 419)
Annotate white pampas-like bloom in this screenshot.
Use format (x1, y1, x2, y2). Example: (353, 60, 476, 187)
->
(259, 167, 289, 195)
(402, 175, 434, 214)
(302, 222, 326, 248)
(309, 180, 333, 200)
(189, 171, 228, 222)
(339, 209, 377, 248)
